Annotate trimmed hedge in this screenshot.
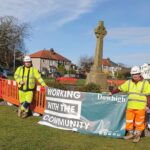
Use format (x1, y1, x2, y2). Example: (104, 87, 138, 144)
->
(76, 83, 101, 93)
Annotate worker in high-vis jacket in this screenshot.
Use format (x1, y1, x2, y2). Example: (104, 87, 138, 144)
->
(14, 56, 47, 118)
(109, 66, 150, 143)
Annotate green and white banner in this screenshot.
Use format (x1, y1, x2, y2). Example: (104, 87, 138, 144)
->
(39, 88, 128, 138)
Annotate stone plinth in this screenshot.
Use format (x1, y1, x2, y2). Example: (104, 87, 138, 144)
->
(86, 72, 108, 91)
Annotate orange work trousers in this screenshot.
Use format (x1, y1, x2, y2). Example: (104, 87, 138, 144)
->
(126, 109, 146, 131)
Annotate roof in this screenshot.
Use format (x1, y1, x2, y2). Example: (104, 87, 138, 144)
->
(30, 49, 71, 62)
(102, 59, 111, 67)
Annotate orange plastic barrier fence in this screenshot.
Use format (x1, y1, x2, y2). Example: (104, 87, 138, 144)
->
(0, 78, 46, 114)
(56, 77, 78, 85)
(107, 79, 126, 86)
(0, 78, 2, 98)
(30, 86, 46, 114)
(1, 79, 19, 105)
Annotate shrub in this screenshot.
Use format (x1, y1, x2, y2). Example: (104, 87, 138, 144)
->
(117, 68, 130, 79)
(77, 83, 101, 93)
(46, 81, 67, 90)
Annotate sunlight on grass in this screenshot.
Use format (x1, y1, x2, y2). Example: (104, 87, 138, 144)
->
(0, 106, 150, 150)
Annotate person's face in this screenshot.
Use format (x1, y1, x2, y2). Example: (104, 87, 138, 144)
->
(24, 62, 32, 68)
(132, 73, 141, 81)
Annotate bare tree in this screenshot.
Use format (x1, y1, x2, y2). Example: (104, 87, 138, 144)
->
(78, 56, 93, 72)
(0, 16, 30, 69)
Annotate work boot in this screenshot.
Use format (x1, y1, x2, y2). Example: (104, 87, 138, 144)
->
(21, 111, 28, 118)
(148, 124, 150, 131)
(124, 132, 134, 140)
(17, 107, 23, 117)
(133, 133, 141, 143)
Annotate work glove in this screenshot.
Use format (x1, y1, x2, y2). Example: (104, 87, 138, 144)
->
(20, 81, 25, 85)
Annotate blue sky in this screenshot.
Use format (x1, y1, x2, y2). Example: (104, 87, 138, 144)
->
(0, 0, 150, 67)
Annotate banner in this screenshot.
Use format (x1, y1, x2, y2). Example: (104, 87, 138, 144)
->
(39, 88, 128, 138)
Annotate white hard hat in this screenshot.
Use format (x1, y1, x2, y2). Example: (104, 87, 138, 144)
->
(23, 56, 32, 62)
(130, 66, 141, 75)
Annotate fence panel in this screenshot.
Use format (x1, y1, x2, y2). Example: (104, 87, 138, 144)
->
(1, 79, 46, 114)
(1, 79, 19, 105)
(30, 86, 46, 114)
(0, 78, 2, 99)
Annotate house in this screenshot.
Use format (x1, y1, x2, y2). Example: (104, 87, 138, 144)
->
(30, 48, 72, 74)
(102, 58, 121, 72)
(101, 58, 123, 78)
(141, 63, 150, 79)
(102, 58, 111, 72)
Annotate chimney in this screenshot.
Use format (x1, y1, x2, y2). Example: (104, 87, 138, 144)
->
(50, 48, 54, 52)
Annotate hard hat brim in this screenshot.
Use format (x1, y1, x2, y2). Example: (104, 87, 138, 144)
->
(24, 61, 32, 63)
(131, 73, 141, 75)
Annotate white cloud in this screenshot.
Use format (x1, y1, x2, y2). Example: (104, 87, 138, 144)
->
(107, 27, 150, 45)
(0, 0, 103, 26)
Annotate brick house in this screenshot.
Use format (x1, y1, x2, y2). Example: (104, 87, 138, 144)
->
(30, 49, 72, 73)
(102, 58, 120, 72)
(102, 58, 122, 78)
(102, 58, 111, 73)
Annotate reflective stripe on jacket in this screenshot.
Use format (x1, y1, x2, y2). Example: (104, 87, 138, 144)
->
(14, 66, 46, 91)
(118, 79, 150, 109)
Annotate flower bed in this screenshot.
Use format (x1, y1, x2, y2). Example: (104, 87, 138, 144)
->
(56, 77, 78, 85)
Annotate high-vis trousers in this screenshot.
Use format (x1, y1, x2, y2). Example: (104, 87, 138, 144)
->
(19, 90, 33, 103)
(19, 90, 33, 112)
(126, 109, 146, 132)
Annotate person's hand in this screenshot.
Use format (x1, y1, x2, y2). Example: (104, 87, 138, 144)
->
(20, 81, 24, 85)
(40, 86, 47, 92)
(44, 85, 48, 88)
(145, 106, 149, 111)
(108, 92, 112, 96)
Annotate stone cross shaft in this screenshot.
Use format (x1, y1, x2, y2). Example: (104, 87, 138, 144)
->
(92, 21, 107, 72)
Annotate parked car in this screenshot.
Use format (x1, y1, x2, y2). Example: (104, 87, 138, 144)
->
(0, 67, 7, 78)
(64, 74, 76, 78)
(75, 73, 86, 79)
(53, 72, 62, 78)
(0, 67, 3, 75)
(41, 68, 49, 77)
(4, 69, 13, 76)
(63, 73, 86, 79)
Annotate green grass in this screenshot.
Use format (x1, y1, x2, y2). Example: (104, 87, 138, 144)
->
(0, 106, 150, 150)
(77, 79, 85, 86)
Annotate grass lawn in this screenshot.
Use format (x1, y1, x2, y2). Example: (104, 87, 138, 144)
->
(77, 79, 85, 86)
(0, 106, 150, 150)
